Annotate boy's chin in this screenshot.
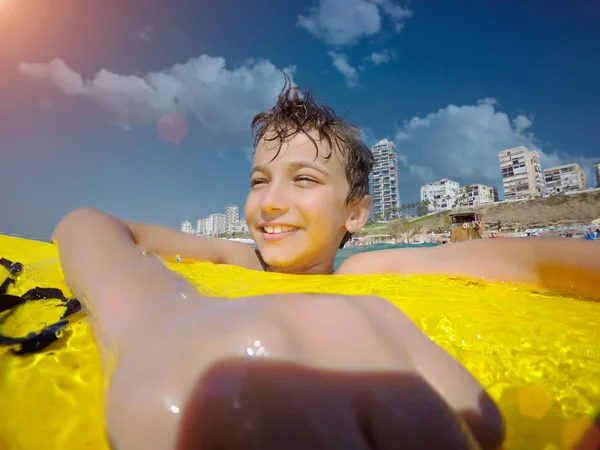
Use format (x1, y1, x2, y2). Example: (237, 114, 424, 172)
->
(260, 249, 303, 270)
(262, 255, 297, 270)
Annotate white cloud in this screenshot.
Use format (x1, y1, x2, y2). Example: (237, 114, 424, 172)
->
(297, 0, 412, 47)
(372, 0, 413, 31)
(19, 56, 296, 148)
(393, 99, 593, 200)
(298, 1, 408, 87)
(512, 115, 532, 134)
(367, 49, 394, 65)
(328, 51, 361, 87)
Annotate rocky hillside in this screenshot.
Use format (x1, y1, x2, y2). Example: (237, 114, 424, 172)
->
(385, 190, 600, 236)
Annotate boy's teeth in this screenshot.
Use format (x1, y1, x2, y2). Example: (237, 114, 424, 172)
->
(264, 225, 295, 234)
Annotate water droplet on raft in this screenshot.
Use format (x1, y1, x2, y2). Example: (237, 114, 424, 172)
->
(157, 113, 189, 144)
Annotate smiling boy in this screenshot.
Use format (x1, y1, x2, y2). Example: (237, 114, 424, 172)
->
(51, 75, 598, 449)
(245, 91, 373, 274)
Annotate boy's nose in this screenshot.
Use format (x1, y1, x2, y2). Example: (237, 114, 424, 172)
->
(260, 184, 289, 213)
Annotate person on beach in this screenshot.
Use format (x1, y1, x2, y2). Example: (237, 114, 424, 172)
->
(53, 75, 599, 449)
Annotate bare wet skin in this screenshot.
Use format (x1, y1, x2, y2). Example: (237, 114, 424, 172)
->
(98, 291, 505, 450)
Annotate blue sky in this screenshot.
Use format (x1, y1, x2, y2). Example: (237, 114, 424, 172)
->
(1, 0, 599, 240)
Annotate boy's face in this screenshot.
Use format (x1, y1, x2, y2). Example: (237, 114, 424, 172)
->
(245, 130, 369, 274)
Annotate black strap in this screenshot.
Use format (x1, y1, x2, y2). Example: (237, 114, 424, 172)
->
(0, 258, 82, 355)
(0, 257, 23, 295)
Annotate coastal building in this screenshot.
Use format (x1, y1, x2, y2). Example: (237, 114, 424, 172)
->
(543, 163, 587, 195)
(192, 204, 245, 237)
(420, 178, 460, 212)
(196, 218, 210, 235)
(594, 162, 600, 188)
(194, 214, 227, 235)
(498, 146, 545, 200)
(207, 213, 227, 235)
(370, 139, 401, 220)
(181, 220, 193, 234)
(236, 220, 249, 234)
(489, 186, 499, 202)
(225, 204, 240, 233)
(457, 184, 498, 206)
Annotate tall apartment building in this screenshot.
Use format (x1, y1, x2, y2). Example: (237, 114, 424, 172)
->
(195, 214, 227, 235)
(196, 218, 210, 235)
(457, 184, 498, 206)
(543, 163, 587, 195)
(594, 162, 600, 188)
(225, 204, 240, 233)
(207, 213, 227, 235)
(370, 139, 401, 220)
(420, 178, 460, 212)
(498, 146, 545, 200)
(181, 220, 193, 234)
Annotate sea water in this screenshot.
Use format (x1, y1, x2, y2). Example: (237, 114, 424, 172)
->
(333, 242, 438, 270)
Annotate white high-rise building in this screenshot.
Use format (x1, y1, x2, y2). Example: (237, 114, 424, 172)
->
(370, 139, 401, 220)
(225, 204, 240, 233)
(543, 163, 587, 195)
(420, 178, 460, 212)
(498, 146, 545, 200)
(594, 162, 600, 188)
(207, 213, 227, 235)
(457, 184, 498, 206)
(181, 220, 193, 234)
(196, 218, 210, 235)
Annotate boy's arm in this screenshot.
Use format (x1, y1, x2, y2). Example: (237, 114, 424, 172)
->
(338, 237, 600, 298)
(52, 207, 263, 318)
(52, 208, 262, 292)
(122, 216, 262, 268)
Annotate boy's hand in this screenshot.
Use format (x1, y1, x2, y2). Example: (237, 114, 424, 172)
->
(105, 293, 504, 450)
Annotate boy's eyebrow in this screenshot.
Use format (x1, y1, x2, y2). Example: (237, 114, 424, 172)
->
(250, 162, 330, 177)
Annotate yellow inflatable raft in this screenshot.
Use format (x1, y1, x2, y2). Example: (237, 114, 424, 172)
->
(1, 234, 599, 449)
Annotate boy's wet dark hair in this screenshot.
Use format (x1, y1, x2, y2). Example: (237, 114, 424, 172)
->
(251, 74, 375, 248)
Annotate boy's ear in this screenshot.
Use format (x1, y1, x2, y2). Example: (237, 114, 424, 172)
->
(345, 195, 372, 234)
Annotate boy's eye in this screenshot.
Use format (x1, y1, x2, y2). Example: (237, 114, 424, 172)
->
(250, 178, 266, 187)
(295, 176, 319, 185)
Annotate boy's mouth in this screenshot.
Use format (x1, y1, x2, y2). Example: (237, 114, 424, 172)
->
(260, 224, 299, 240)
